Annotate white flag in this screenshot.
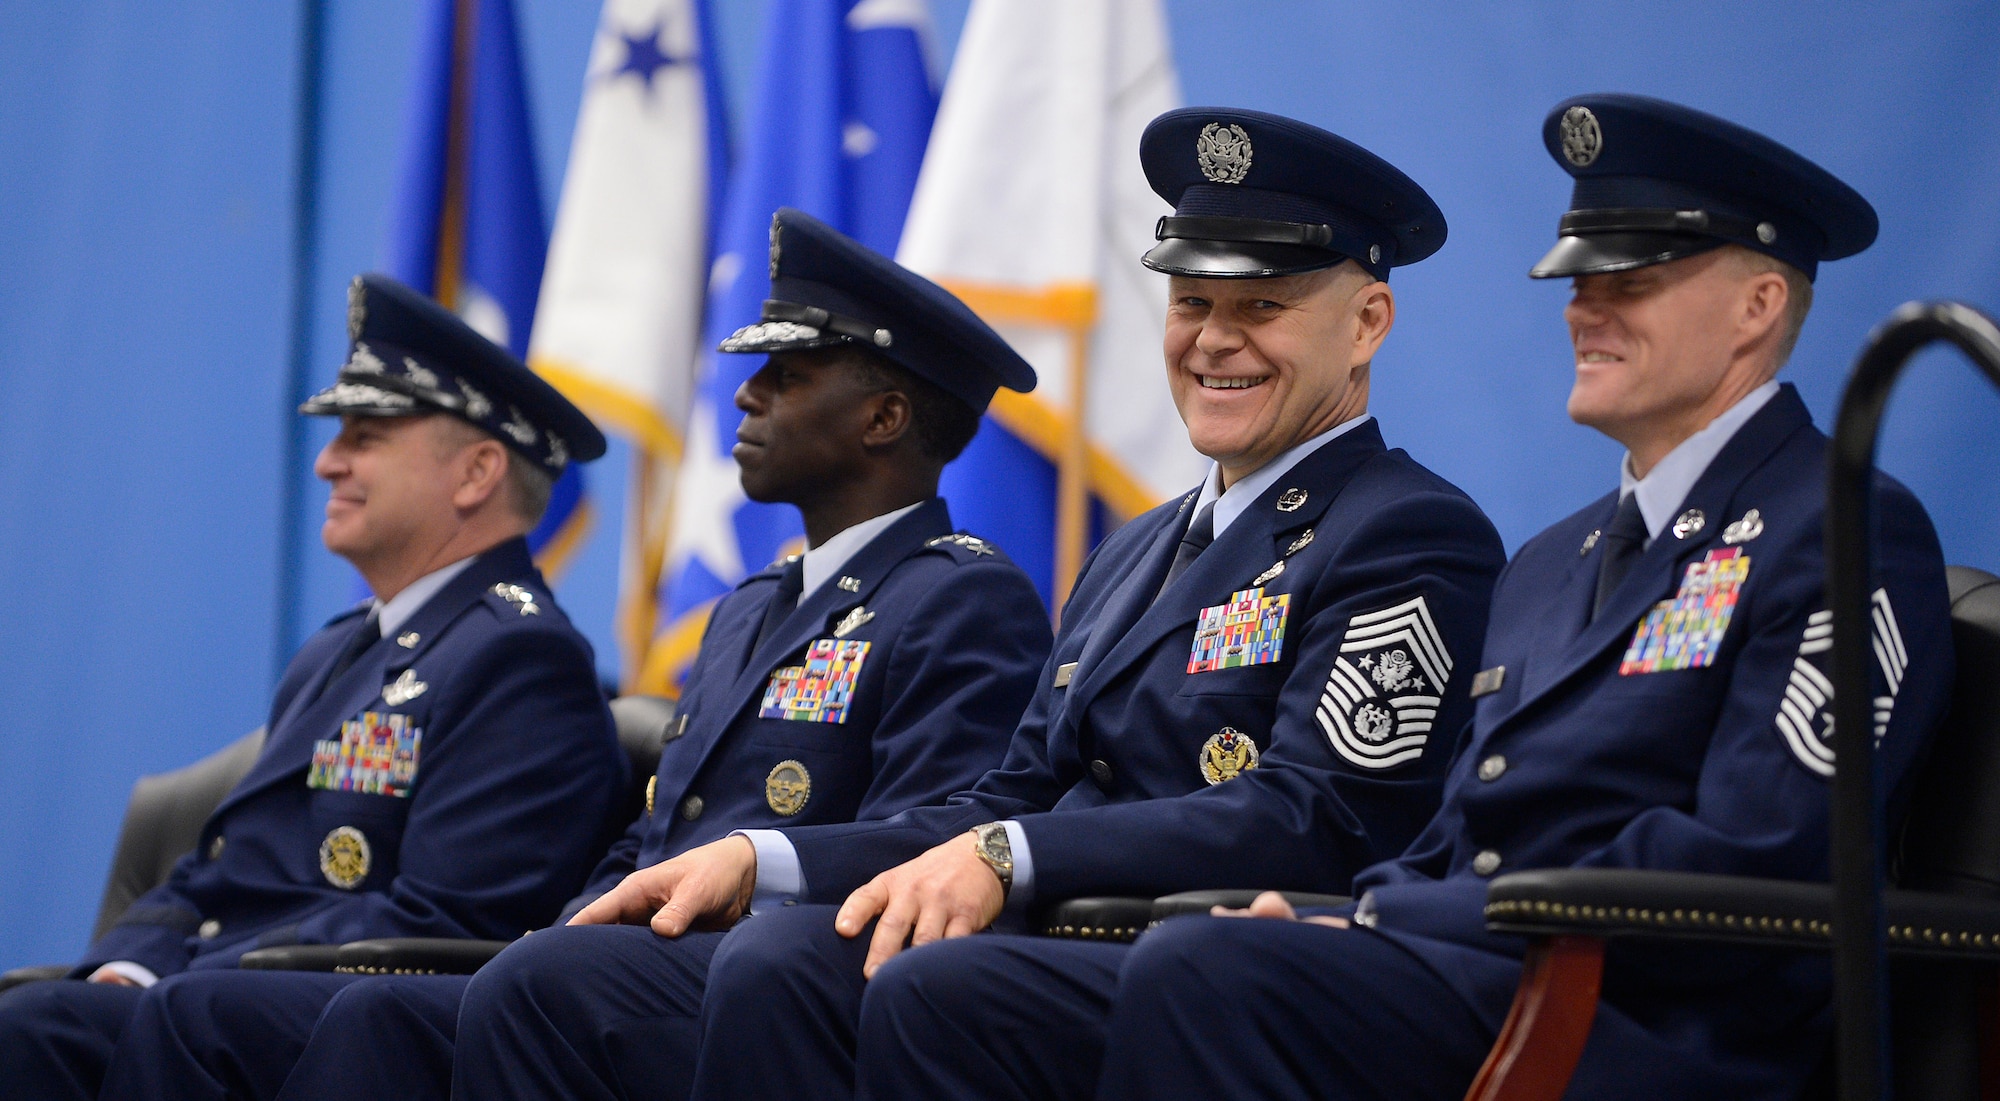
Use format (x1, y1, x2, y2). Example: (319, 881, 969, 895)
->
(897, 0, 1203, 603)
(528, 0, 718, 679)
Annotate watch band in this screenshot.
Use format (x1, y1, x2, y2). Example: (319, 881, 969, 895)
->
(971, 821, 1014, 897)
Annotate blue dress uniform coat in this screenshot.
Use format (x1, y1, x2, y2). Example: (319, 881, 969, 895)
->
(0, 536, 625, 1101)
(688, 420, 1506, 1101)
(98, 500, 1052, 1101)
(1092, 385, 1957, 1101)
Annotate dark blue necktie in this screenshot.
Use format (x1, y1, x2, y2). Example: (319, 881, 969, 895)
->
(755, 558, 807, 652)
(320, 610, 380, 699)
(1592, 493, 1650, 620)
(1157, 502, 1217, 601)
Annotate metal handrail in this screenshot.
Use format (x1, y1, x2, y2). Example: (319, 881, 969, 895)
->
(1828, 301, 2000, 1101)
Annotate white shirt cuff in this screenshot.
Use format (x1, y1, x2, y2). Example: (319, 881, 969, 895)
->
(91, 961, 159, 988)
(735, 829, 805, 915)
(1000, 819, 1034, 913)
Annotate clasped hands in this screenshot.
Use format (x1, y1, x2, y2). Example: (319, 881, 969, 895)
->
(569, 830, 1006, 978)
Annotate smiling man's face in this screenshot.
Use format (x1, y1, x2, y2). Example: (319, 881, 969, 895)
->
(1563, 249, 1752, 447)
(1163, 265, 1386, 483)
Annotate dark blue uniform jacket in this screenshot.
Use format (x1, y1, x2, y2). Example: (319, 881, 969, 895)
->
(77, 538, 626, 980)
(563, 498, 1050, 915)
(1355, 385, 1955, 1095)
(786, 421, 1506, 905)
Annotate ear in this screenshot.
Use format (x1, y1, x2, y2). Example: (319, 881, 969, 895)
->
(860, 389, 914, 450)
(451, 439, 511, 512)
(1736, 269, 1790, 351)
(1349, 280, 1396, 365)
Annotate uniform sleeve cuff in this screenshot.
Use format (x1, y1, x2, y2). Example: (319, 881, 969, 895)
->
(91, 961, 159, 988)
(1000, 820, 1035, 913)
(735, 829, 806, 915)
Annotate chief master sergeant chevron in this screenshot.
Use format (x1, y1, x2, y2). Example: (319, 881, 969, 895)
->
(562, 107, 1509, 1101)
(1093, 95, 1958, 1101)
(0, 273, 627, 1101)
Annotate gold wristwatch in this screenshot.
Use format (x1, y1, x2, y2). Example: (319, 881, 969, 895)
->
(971, 821, 1014, 897)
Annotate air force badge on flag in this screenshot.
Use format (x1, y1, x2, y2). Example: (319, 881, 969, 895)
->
(1315, 595, 1453, 770)
(1776, 589, 1908, 778)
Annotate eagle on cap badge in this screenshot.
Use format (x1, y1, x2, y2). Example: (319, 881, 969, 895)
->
(1196, 122, 1253, 184)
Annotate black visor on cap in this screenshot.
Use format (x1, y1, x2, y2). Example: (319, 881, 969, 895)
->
(1529, 232, 1728, 279)
(1141, 235, 1348, 279)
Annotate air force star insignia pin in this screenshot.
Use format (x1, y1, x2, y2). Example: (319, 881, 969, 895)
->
(833, 607, 874, 638)
(491, 583, 541, 615)
(1723, 509, 1764, 545)
(381, 669, 427, 707)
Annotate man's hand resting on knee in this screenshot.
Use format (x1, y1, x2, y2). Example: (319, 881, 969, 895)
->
(569, 835, 760, 936)
(834, 831, 1006, 980)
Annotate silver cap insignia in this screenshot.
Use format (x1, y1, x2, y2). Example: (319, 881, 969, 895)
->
(1196, 122, 1253, 184)
(1560, 106, 1602, 167)
(347, 277, 367, 342)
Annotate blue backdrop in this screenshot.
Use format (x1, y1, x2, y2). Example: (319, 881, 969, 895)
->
(1, 0, 1995, 970)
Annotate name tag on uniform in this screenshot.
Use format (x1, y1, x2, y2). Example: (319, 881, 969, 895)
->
(761, 639, 871, 723)
(1188, 587, 1291, 674)
(309, 711, 422, 797)
(1620, 548, 1751, 675)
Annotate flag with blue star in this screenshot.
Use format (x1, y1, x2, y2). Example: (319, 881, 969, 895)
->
(381, 0, 592, 578)
(636, 0, 939, 693)
(528, 0, 727, 685)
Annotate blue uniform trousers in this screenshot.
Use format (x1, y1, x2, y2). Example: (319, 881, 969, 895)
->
(0, 979, 145, 1101)
(452, 923, 725, 1101)
(96, 971, 361, 1101)
(276, 974, 468, 1101)
(692, 906, 1121, 1101)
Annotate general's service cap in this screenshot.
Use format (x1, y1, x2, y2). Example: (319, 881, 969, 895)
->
(1530, 94, 1878, 282)
(300, 274, 606, 476)
(716, 208, 1037, 413)
(1138, 107, 1446, 281)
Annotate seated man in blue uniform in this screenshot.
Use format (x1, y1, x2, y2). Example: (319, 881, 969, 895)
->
(0, 273, 627, 1101)
(557, 108, 1508, 1101)
(1090, 95, 1958, 1101)
(93, 208, 1054, 1101)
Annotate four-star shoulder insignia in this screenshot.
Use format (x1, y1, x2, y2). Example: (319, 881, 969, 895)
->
(927, 533, 995, 556)
(491, 583, 541, 616)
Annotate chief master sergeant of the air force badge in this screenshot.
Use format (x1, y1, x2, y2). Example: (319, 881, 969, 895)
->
(598, 108, 1509, 1101)
(180, 208, 1055, 1101)
(0, 273, 627, 1101)
(1091, 95, 1956, 1101)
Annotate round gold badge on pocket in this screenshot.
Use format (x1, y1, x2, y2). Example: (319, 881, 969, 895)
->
(1199, 727, 1260, 785)
(319, 826, 371, 889)
(765, 760, 812, 816)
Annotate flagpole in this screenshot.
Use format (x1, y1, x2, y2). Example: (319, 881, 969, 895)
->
(1051, 322, 1092, 620)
